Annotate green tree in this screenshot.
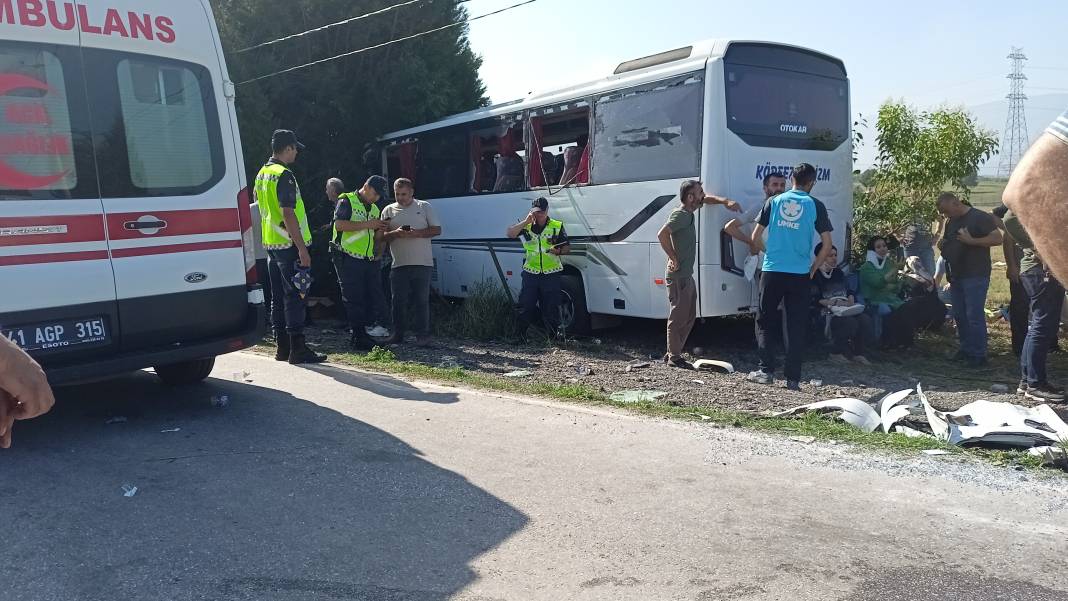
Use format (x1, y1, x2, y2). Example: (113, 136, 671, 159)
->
(852, 101, 997, 259)
(210, 0, 487, 292)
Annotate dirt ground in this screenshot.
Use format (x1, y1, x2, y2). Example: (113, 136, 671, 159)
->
(292, 314, 1067, 414)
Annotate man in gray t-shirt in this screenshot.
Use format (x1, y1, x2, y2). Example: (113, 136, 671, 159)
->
(381, 178, 442, 345)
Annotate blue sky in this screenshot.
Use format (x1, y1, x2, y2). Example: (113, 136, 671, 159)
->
(465, 0, 1067, 168)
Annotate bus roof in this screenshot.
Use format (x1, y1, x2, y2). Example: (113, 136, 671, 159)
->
(379, 38, 845, 141)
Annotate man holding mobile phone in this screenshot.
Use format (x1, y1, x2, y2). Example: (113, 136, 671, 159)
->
(506, 197, 570, 340)
(381, 178, 443, 346)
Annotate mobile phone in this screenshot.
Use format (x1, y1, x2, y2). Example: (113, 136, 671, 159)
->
(401, 225, 412, 231)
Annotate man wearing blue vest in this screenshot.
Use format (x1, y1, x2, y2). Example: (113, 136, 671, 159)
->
(748, 163, 834, 391)
(331, 176, 392, 351)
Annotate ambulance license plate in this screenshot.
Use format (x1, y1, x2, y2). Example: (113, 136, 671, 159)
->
(2, 317, 109, 352)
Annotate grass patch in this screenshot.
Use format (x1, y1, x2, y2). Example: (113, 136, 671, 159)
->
(332, 346, 605, 404)
(432, 280, 517, 341)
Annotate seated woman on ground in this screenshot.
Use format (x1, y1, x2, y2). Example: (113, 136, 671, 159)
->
(860, 235, 902, 327)
(860, 236, 920, 348)
(813, 243, 875, 365)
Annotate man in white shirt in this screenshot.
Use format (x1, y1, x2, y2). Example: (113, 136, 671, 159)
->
(723, 172, 786, 304)
(381, 179, 442, 346)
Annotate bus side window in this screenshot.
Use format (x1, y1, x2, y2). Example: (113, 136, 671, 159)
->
(415, 128, 468, 199)
(385, 141, 417, 184)
(529, 108, 588, 188)
(591, 75, 704, 185)
(466, 116, 525, 194)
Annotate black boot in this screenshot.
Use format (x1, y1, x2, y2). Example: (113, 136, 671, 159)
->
(273, 328, 290, 361)
(288, 334, 325, 364)
(350, 331, 375, 352)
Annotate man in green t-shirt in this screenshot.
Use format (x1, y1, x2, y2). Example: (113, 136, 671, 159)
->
(656, 180, 740, 369)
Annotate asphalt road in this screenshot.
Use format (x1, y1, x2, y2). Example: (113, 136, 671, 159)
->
(2, 352, 1066, 601)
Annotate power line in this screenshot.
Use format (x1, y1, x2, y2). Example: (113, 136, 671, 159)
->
(233, 0, 433, 55)
(237, 0, 539, 86)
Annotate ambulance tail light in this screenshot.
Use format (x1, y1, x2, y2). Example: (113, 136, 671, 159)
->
(236, 186, 258, 286)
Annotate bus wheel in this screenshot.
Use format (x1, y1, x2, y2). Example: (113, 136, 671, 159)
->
(559, 275, 592, 335)
(154, 357, 216, 386)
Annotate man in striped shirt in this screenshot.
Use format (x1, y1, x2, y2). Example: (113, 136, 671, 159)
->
(1004, 111, 1068, 284)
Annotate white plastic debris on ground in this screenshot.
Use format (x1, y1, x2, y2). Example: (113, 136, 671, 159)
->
(1028, 446, 1068, 468)
(773, 398, 881, 433)
(773, 383, 1068, 453)
(877, 389, 917, 434)
(918, 384, 1068, 447)
(692, 360, 734, 373)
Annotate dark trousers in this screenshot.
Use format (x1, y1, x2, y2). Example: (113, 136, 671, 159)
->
(391, 265, 433, 337)
(267, 247, 306, 334)
(381, 257, 393, 310)
(829, 313, 875, 357)
(1021, 268, 1065, 386)
(332, 252, 391, 331)
(1009, 279, 1030, 356)
(756, 271, 811, 381)
(518, 271, 562, 333)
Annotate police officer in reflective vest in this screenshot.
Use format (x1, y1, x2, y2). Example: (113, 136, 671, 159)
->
(255, 129, 325, 364)
(506, 197, 570, 339)
(331, 176, 392, 350)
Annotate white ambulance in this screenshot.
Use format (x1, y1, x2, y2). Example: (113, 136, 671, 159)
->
(0, 0, 263, 385)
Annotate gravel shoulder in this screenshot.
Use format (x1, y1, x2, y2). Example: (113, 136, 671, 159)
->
(288, 315, 1065, 415)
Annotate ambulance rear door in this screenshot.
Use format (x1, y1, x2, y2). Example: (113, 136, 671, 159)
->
(0, 27, 120, 365)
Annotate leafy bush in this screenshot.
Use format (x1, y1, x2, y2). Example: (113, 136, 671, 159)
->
(851, 102, 998, 260)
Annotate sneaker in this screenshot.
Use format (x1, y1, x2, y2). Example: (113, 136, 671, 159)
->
(365, 325, 390, 338)
(746, 370, 773, 385)
(1025, 383, 1067, 402)
(852, 355, 872, 366)
(786, 380, 802, 392)
(667, 356, 695, 370)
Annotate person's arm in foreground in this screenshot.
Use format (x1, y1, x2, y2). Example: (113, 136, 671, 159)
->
(1004, 131, 1068, 283)
(0, 336, 55, 449)
(810, 232, 834, 278)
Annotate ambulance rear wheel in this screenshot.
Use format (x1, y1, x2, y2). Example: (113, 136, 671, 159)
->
(154, 357, 216, 386)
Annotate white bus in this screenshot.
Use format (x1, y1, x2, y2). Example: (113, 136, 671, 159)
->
(378, 39, 852, 332)
(0, 0, 263, 384)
